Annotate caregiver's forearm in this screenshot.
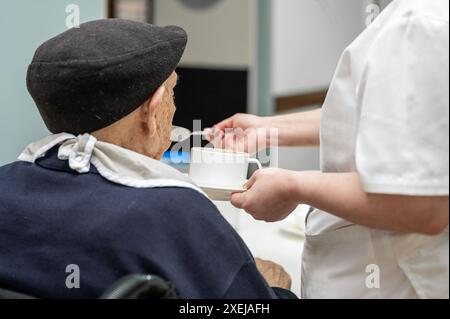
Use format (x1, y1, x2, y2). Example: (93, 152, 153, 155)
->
(265, 109, 321, 147)
(294, 171, 449, 235)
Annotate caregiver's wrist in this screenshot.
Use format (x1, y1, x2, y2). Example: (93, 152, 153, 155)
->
(290, 170, 321, 204)
(257, 116, 292, 147)
(253, 116, 281, 147)
(258, 115, 277, 130)
(265, 115, 320, 147)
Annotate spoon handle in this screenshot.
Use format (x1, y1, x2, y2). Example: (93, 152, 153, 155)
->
(192, 128, 213, 136)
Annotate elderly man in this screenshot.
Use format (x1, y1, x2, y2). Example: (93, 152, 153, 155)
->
(0, 19, 291, 299)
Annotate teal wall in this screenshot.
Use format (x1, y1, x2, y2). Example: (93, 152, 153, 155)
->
(0, 0, 104, 166)
(257, 0, 273, 116)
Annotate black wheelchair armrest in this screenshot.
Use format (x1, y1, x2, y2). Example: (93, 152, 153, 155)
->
(100, 274, 178, 299)
(0, 274, 177, 299)
(0, 288, 36, 299)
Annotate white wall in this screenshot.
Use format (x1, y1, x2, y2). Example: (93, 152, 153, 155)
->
(154, 0, 252, 69)
(271, 0, 366, 96)
(380, 0, 393, 9)
(153, 0, 261, 129)
(0, 0, 104, 166)
(271, 0, 369, 171)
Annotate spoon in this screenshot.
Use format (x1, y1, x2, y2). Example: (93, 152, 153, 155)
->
(171, 126, 213, 142)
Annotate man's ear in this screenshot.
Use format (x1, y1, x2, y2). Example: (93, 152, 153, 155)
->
(142, 85, 165, 137)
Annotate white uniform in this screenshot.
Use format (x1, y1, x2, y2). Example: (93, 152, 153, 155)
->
(302, 0, 449, 299)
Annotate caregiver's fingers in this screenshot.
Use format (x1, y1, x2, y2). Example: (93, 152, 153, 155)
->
(231, 188, 263, 219)
(233, 170, 263, 211)
(207, 128, 225, 147)
(214, 114, 238, 131)
(231, 192, 247, 209)
(243, 170, 260, 190)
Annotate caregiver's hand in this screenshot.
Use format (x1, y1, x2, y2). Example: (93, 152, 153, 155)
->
(210, 114, 271, 153)
(234, 169, 449, 235)
(231, 168, 300, 222)
(215, 113, 267, 132)
(211, 109, 322, 152)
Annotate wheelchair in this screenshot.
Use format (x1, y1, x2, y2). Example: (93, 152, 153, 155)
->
(0, 274, 178, 299)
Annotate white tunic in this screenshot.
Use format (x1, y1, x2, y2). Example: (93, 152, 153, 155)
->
(302, 0, 449, 299)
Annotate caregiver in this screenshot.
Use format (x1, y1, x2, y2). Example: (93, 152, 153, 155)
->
(214, 0, 449, 299)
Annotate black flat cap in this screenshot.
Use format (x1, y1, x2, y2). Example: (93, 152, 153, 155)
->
(27, 19, 187, 135)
